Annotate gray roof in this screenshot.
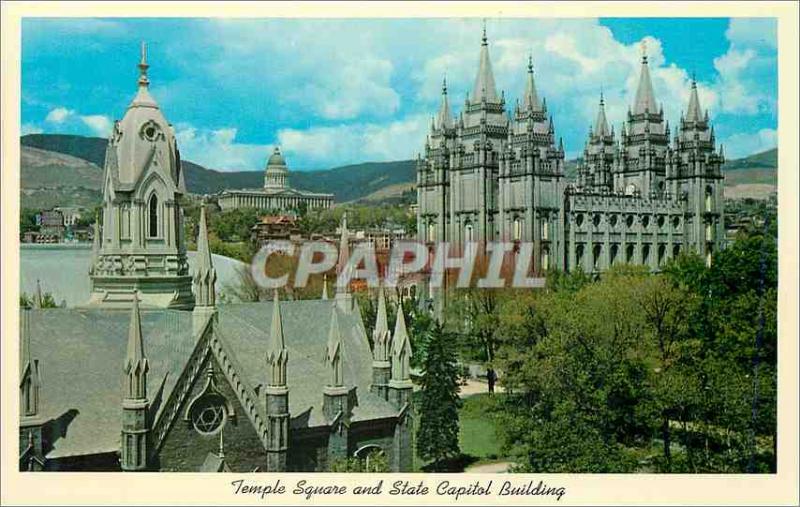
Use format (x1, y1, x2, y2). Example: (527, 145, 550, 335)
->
(24, 299, 397, 459)
(215, 301, 398, 428)
(25, 307, 196, 459)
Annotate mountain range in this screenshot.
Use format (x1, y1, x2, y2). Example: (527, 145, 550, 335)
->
(19, 133, 777, 209)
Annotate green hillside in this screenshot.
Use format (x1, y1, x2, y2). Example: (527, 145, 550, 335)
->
(20, 134, 416, 203)
(19, 134, 778, 209)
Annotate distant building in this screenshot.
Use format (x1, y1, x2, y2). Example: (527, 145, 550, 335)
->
(37, 210, 65, 243)
(54, 207, 86, 226)
(218, 148, 334, 212)
(250, 214, 300, 245)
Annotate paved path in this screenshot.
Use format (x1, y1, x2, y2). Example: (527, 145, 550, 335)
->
(464, 461, 513, 473)
(458, 379, 505, 398)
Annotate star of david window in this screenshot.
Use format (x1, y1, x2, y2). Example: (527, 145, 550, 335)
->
(190, 394, 227, 435)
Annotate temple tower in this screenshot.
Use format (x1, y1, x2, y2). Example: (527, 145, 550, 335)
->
(88, 42, 194, 309)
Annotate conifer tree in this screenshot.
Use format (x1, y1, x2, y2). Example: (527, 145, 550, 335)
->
(416, 321, 460, 470)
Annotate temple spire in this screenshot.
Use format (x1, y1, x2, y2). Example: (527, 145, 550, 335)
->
(33, 280, 43, 309)
(633, 41, 658, 114)
(325, 309, 343, 387)
(686, 75, 703, 122)
(436, 77, 453, 129)
(470, 23, 499, 103)
(266, 290, 288, 387)
(373, 285, 390, 362)
(521, 54, 541, 111)
(138, 41, 149, 89)
(194, 203, 217, 308)
(124, 293, 148, 400)
(594, 91, 611, 137)
(336, 212, 350, 292)
(390, 306, 412, 382)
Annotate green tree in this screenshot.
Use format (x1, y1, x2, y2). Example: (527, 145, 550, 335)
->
(416, 321, 461, 470)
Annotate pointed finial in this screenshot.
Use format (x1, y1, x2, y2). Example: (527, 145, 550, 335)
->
(138, 41, 150, 88)
(527, 54, 533, 73)
(442, 75, 448, 95)
(600, 87, 605, 106)
(34, 280, 43, 309)
(322, 274, 329, 300)
(481, 19, 488, 46)
(640, 39, 648, 63)
(218, 429, 225, 459)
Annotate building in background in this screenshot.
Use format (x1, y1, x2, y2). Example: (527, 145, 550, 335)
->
(416, 28, 725, 273)
(218, 148, 334, 212)
(250, 214, 300, 245)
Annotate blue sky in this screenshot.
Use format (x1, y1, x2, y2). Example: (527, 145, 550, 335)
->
(21, 17, 777, 171)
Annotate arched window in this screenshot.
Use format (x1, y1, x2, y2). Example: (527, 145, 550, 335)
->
(148, 194, 159, 238)
(610, 244, 619, 265)
(513, 218, 521, 241)
(541, 220, 549, 240)
(592, 244, 601, 270)
(705, 186, 713, 212)
(626, 244, 635, 263)
(427, 223, 435, 242)
(541, 247, 550, 271)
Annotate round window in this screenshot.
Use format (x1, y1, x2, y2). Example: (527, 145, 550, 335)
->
(191, 395, 227, 435)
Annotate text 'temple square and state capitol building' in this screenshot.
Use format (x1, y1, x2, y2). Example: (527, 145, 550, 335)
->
(416, 28, 725, 272)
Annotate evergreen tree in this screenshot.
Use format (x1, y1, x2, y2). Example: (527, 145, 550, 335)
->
(416, 321, 461, 470)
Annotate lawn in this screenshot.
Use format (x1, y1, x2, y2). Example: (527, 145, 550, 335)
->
(413, 392, 508, 471)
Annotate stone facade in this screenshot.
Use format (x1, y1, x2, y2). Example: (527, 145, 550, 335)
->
(217, 147, 334, 212)
(416, 30, 725, 273)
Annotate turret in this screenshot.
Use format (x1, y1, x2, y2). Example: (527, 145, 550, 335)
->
(388, 306, 414, 472)
(193, 203, 217, 336)
(19, 308, 45, 471)
(264, 290, 289, 471)
(371, 286, 392, 400)
(121, 294, 150, 471)
(323, 308, 351, 465)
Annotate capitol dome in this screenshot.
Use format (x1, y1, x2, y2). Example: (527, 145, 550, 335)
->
(264, 146, 289, 189)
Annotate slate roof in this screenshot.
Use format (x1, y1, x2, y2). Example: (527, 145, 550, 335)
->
(25, 307, 196, 459)
(23, 299, 398, 459)
(215, 301, 398, 428)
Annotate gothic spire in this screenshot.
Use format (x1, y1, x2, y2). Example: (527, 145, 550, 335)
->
(436, 77, 454, 129)
(266, 290, 288, 387)
(521, 55, 541, 111)
(325, 308, 343, 387)
(594, 91, 611, 137)
(336, 213, 350, 292)
(20, 308, 41, 418)
(321, 274, 329, 300)
(131, 41, 157, 108)
(124, 293, 148, 399)
(194, 203, 217, 308)
(373, 285, 390, 362)
(633, 42, 658, 115)
(391, 306, 412, 382)
(33, 280, 43, 309)
(686, 76, 703, 122)
(470, 23, 499, 104)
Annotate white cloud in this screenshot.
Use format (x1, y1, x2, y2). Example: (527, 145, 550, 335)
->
(45, 107, 74, 124)
(277, 115, 429, 167)
(80, 115, 112, 137)
(174, 124, 271, 171)
(725, 18, 777, 49)
(721, 128, 776, 159)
